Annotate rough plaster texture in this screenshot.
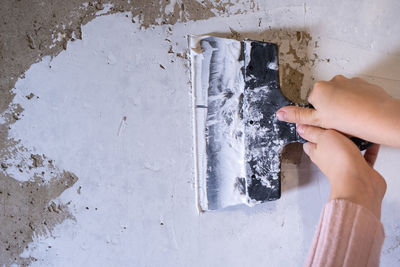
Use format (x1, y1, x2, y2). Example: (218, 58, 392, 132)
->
(1, 0, 400, 266)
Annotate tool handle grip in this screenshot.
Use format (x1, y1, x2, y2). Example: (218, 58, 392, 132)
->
(296, 134, 373, 151)
(294, 104, 373, 151)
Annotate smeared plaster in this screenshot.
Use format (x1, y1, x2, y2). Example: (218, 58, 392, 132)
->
(0, 1, 237, 265)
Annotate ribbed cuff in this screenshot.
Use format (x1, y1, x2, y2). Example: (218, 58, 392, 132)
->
(305, 199, 385, 267)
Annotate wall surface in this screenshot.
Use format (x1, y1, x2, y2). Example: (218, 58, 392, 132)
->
(1, 1, 400, 266)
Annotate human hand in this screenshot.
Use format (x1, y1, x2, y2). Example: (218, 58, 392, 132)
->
(276, 75, 400, 148)
(297, 124, 386, 219)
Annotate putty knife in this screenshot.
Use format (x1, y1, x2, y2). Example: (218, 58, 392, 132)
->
(190, 35, 371, 212)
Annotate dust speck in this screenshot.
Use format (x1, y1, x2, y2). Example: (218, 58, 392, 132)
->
(25, 93, 35, 100)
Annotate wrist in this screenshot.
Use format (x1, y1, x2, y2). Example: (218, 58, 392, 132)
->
(328, 165, 385, 220)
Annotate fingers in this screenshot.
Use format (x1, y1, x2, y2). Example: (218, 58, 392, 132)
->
(297, 124, 328, 161)
(296, 124, 324, 143)
(303, 142, 316, 157)
(330, 74, 348, 83)
(364, 144, 380, 167)
(276, 106, 320, 126)
(297, 125, 325, 159)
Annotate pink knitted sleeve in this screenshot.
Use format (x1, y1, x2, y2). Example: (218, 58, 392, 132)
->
(305, 199, 385, 267)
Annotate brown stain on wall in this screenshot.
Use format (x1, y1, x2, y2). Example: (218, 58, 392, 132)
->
(225, 28, 316, 103)
(281, 64, 305, 104)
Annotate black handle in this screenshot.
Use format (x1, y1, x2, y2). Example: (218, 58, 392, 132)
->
(296, 134, 373, 151)
(294, 104, 374, 151)
(349, 137, 374, 151)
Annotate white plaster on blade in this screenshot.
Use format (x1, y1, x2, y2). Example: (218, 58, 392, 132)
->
(191, 36, 247, 210)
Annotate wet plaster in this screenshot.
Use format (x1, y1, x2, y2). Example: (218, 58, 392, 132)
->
(0, 1, 248, 265)
(0, 2, 311, 265)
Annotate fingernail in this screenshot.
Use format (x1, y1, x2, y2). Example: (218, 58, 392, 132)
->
(276, 110, 286, 121)
(297, 124, 304, 134)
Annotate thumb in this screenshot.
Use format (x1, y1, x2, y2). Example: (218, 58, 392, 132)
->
(276, 106, 320, 126)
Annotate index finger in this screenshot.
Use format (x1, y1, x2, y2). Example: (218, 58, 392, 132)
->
(276, 106, 320, 126)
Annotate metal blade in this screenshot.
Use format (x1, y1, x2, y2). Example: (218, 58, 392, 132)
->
(190, 36, 299, 211)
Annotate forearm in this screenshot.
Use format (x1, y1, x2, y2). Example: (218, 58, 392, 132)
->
(381, 97, 400, 148)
